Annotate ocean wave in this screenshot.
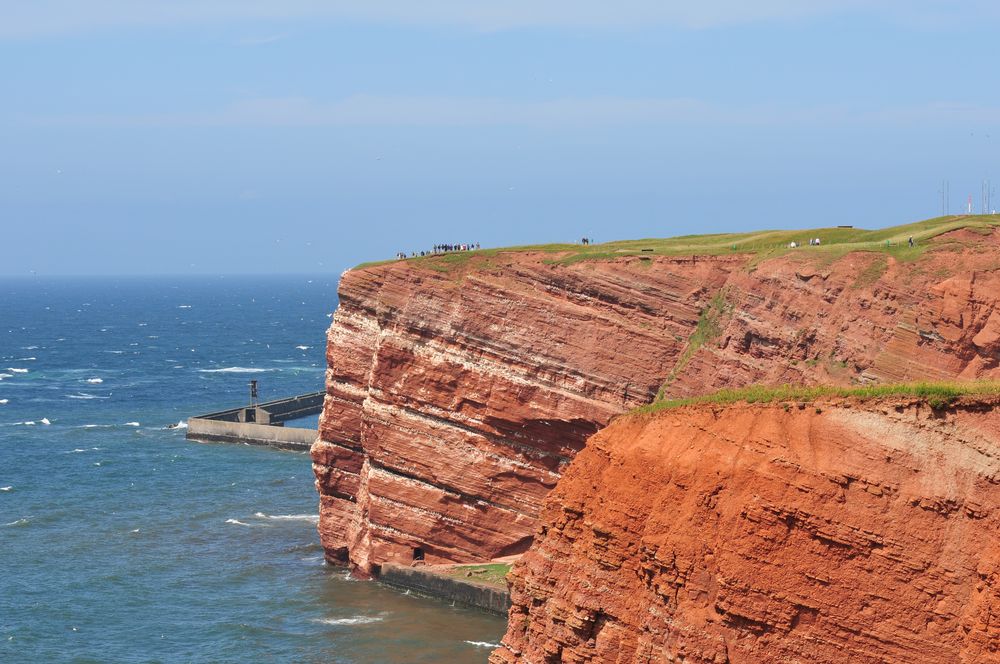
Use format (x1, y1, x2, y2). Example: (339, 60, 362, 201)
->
(68, 393, 110, 400)
(0, 374, 13, 381)
(0, 486, 12, 491)
(311, 615, 385, 626)
(22, 346, 39, 350)
(79, 424, 113, 429)
(225, 519, 252, 526)
(7, 368, 28, 374)
(164, 421, 187, 430)
(40, 418, 50, 425)
(4, 518, 29, 527)
(124, 422, 140, 427)
(103, 350, 125, 354)
(177, 305, 192, 309)
(17, 357, 36, 361)
(465, 641, 501, 649)
(0, 399, 8, 405)
(295, 345, 311, 350)
(254, 512, 319, 523)
(86, 378, 103, 384)
(197, 367, 276, 373)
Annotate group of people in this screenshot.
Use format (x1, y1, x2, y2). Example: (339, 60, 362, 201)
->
(395, 242, 481, 260)
(433, 243, 478, 253)
(788, 236, 916, 250)
(581, 237, 593, 245)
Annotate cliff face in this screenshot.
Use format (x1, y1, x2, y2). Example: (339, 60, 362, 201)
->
(492, 398, 1000, 664)
(312, 254, 739, 571)
(312, 227, 1000, 574)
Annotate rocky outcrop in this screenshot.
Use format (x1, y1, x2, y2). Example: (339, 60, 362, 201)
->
(312, 227, 1000, 575)
(492, 397, 1000, 663)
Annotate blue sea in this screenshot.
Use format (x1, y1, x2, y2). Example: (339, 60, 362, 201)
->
(0, 276, 504, 663)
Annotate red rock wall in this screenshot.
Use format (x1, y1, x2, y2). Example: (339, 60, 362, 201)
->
(312, 229, 1000, 574)
(312, 255, 739, 572)
(492, 398, 1000, 664)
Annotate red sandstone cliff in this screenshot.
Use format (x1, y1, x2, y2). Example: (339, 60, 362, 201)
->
(312, 226, 1000, 575)
(491, 397, 1000, 663)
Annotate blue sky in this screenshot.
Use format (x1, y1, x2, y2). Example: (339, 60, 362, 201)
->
(1, 1, 998, 275)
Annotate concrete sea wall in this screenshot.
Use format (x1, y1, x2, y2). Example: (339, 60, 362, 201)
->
(377, 564, 511, 615)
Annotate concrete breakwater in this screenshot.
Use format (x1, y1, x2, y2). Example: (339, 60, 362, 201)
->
(186, 391, 323, 451)
(377, 563, 512, 616)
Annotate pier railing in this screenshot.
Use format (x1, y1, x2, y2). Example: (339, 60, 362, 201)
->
(186, 391, 324, 451)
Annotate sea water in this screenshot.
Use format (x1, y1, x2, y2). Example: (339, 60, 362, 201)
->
(0, 276, 504, 663)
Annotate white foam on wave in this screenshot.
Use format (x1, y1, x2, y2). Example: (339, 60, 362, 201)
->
(198, 367, 275, 374)
(40, 418, 50, 426)
(254, 512, 320, 523)
(465, 641, 501, 649)
(164, 421, 187, 430)
(22, 346, 39, 350)
(86, 378, 103, 384)
(225, 519, 252, 526)
(103, 350, 124, 354)
(0, 486, 12, 491)
(124, 421, 140, 427)
(79, 424, 112, 429)
(0, 399, 8, 405)
(295, 345, 311, 350)
(17, 357, 36, 361)
(177, 305, 192, 308)
(4, 518, 29, 527)
(7, 368, 28, 374)
(68, 393, 110, 400)
(21, 421, 36, 426)
(311, 615, 385, 626)
(0, 374, 12, 381)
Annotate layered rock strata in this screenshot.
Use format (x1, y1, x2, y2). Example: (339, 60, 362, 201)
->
(492, 397, 1000, 663)
(312, 228, 1000, 574)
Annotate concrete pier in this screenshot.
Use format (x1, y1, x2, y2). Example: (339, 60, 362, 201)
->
(186, 391, 323, 451)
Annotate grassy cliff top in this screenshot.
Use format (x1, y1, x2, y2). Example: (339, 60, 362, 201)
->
(634, 381, 1000, 415)
(355, 214, 1000, 273)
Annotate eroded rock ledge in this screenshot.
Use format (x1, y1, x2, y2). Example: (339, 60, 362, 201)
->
(492, 397, 1000, 664)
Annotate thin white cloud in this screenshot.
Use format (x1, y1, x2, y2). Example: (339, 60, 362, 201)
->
(21, 95, 1000, 129)
(237, 33, 288, 46)
(1, 0, 997, 38)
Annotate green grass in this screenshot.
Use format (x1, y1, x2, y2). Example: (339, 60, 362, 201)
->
(658, 289, 733, 399)
(635, 381, 1000, 416)
(850, 255, 890, 289)
(445, 563, 511, 587)
(352, 215, 1000, 273)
